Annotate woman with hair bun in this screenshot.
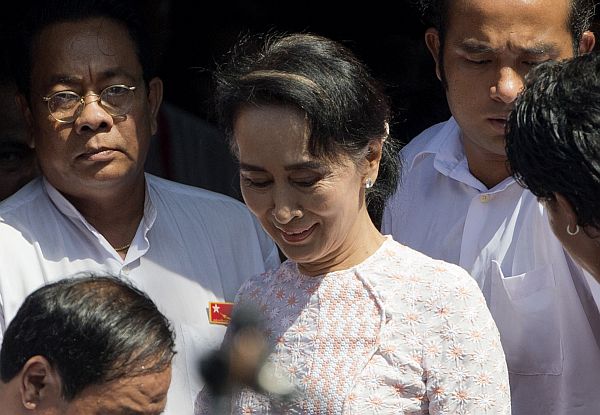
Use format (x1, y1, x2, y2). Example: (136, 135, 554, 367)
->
(197, 32, 510, 414)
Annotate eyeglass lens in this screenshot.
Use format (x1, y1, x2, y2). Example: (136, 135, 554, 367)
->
(47, 86, 135, 122)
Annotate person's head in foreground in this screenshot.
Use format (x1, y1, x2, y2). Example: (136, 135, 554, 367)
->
(0, 275, 175, 414)
(418, 0, 595, 187)
(214, 32, 399, 275)
(506, 51, 600, 282)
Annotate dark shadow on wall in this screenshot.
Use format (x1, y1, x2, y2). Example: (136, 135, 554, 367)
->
(155, 0, 451, 153)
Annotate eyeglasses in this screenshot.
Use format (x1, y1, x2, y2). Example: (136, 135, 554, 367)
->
(42, 85, 137, 123)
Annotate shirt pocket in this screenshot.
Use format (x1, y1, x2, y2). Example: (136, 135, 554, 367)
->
(489, 260, 563, 375)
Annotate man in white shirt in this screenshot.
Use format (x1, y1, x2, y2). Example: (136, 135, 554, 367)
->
(383, 0, 600, 413)
(0, 1, 280, 414)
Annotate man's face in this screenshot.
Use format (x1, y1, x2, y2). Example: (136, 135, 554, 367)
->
(428, 0, 581, 163)
(61, 366, 172, 415)
(0, 82, 37, 200)
(24, 17, 162, 198)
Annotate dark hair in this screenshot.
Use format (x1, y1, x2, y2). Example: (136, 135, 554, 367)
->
(506, 51, 600, 230)
(0, 275, 175, 400)
(414, 0, 596, 86)
(213, 32, 400, 225)
(416, 0, 595, 46)
(12, 0, 156, 101)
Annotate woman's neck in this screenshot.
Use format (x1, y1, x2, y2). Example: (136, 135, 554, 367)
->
(298, 209, 385, 277)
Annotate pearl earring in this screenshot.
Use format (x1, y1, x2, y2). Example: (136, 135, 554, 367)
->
(365, 178, 373, 189)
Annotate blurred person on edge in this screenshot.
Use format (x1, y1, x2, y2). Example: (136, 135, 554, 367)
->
(507, 52, 600, 284)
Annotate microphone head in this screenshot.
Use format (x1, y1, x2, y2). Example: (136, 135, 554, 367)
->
(198, 348, 230, 396)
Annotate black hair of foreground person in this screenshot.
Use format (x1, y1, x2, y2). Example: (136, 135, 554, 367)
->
(0, 275, 176, 400)
(506, 51, 600, 231)
(213, 32, 400, 226)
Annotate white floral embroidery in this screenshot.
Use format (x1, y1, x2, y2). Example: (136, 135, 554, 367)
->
(196, 238, 510, 414)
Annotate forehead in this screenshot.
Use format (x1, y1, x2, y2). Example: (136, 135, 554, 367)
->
(66, 366, 171, 414)
(234, 104, 311, 160)
(30, 17, 142, 88)
(445, 0, 572, 46)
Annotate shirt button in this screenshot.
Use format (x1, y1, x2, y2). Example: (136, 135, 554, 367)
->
(480, 194, 491, 203)
(121, 266, 130, 276)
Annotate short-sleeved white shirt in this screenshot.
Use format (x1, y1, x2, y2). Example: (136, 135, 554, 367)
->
(382, 117, 600, 414)
(0, 174, 280, 415)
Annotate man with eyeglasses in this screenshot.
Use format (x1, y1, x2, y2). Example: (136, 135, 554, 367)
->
(0, 1, 280, 414)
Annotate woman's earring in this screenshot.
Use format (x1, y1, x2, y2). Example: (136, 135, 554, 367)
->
(567, 223, 580, 236)
(365, 178, 373, 189)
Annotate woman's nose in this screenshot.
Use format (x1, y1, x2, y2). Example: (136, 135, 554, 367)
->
(271, 190, 303, 224)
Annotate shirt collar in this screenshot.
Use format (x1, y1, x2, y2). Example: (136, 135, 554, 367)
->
(43, 177, 88, 222)
(408, 117, 516, 193)
(43, 176, 157, 255)
(143, 174, 158, 230)
(407, 117, 461, 172)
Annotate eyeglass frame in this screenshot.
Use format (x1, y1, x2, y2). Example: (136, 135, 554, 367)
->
(41, 84, 137, 124)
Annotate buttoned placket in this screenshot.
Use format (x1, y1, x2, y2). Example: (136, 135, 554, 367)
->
(458, 180, 516, 291)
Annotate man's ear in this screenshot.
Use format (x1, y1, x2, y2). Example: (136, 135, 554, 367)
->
(15, 94, 35, 148)
(425, 28, 442, 81)
(146, 77, 164, 136)
(20, 356, 63, 410)
(579, 30, 596, 54)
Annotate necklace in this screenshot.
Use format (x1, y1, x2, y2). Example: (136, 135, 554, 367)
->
(114, 242, 132, 252)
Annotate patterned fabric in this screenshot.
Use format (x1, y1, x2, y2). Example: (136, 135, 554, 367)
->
(196, 237, 510, 414)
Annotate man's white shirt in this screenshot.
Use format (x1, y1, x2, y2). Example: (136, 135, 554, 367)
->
(0, 174, 280, 415)
(383, 117, 600, 415)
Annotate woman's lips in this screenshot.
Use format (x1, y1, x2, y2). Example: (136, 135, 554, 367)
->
(278, 224, 317, 243)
